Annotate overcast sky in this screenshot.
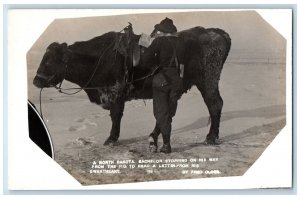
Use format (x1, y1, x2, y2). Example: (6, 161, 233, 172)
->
(29, 10, 286, 53)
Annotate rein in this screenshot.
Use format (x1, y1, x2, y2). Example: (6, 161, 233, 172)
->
(128, 66, 159, 83)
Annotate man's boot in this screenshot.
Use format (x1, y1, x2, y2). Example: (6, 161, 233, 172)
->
(160, 143, 171, 153)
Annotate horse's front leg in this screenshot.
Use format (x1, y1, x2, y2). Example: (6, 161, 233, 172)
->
(104, 98, 125, 145)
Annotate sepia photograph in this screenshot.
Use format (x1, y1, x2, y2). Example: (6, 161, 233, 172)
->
(23, 9, 289, 186)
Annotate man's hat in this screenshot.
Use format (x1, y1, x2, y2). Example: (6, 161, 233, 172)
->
(154, 17, 177, 33)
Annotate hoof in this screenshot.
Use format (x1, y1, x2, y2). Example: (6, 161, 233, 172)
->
(104, 138, 117, 146)
(160, 144, 171, 154)
(204, 137, 221, 145)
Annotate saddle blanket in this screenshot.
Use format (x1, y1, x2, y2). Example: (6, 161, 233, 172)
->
(138, 33, 155, 48)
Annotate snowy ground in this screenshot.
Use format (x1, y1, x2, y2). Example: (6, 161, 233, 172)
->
(28, 60, 286, 185)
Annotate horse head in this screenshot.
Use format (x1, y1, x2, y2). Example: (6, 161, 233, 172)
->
(33, 42, 71, 88)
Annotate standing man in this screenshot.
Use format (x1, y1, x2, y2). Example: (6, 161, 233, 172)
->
(141, 18, 185, 153)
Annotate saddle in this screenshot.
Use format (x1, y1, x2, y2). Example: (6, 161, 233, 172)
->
(113, 32, 145, 68)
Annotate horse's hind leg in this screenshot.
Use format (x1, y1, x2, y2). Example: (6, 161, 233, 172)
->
(196, 83, 223, 145)
(104, 98, 125, 145)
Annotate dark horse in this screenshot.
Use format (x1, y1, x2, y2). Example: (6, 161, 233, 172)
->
(33, 26, 231, 147)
